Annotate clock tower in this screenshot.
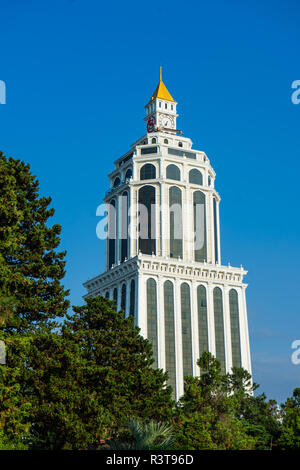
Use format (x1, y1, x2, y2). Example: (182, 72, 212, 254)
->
(145, 67, 178, 133)
(84, 71, 253, 400)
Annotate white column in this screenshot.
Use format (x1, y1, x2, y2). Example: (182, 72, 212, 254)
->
(240, 285, 252, 376)
(115, 196, 120, 264)
(157, 276, 165, 370)
(134, 276, 138, 327)
(138, 274, 147, 337)
(216, 199, 221, 264)
(208, 192, 214, 264)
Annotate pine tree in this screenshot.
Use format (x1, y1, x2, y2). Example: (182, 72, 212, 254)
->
(0, 152, 69, 443)
(63, 297, 174, 440)
(0, 152, 69, 331)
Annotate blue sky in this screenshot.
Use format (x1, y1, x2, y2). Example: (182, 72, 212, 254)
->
(0, 0, 299, 403)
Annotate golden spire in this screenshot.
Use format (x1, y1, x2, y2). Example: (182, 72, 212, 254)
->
(148, 67, 175, 103)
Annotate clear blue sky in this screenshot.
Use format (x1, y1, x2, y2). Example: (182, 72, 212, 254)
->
(0, 0, 299, 403)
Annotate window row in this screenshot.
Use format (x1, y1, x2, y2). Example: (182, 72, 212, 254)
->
(106, 279, 136, 317)
(146, 102, 174, 114)
(112, 168, 133, 188)
(112, 163, 212, 188)
(149, 137, 182, 147)
(140, 163, 204, 185)
(138, 185, 208, 261)
(108, 185, 218, 264)
(146, 280, 242, 394)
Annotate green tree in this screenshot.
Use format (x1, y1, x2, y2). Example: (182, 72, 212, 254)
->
(173, 352, 256, 450)
(28, 296, 174, 449)
(277, 388, 300, 450)
(62, 297, 174, 439)
(0, 152, 69, 442)
(25, 326, 113, 450)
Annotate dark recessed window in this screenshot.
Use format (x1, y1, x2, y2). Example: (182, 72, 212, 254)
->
(113, 177, 120, 187)
(151, 137, 157, 144)
(141, 146, 157, 155)
(178, 142, 183, 148)
(166, 164, 181, 181)
(138, 185, 156, 255)
(189, 169, 203, 185)
(164, 139, 168, 144)
(125, 168, 132, 180)
(140, 163, 156, 180)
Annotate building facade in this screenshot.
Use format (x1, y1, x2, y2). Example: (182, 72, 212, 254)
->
(83, 73, 252, 399)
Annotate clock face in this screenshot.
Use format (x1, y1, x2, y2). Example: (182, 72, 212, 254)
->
(147, 116, 156, 133)
(159, 115, 174, 129)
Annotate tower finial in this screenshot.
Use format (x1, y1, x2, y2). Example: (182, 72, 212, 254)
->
(160, 66, 162, 81)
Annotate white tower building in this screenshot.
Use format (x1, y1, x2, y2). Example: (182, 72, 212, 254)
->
(84, 71, 252, 399)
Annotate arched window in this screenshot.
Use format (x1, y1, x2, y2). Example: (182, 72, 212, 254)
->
(129, 279, 135, 317)
(120, 191, 128, 262)
(113, 287, 118, 307)
(213, 287, 226, 373)
(193, 191, 207, 262)
(169, 186, 182, 258)
(213, 198, 219, 263)
(108, 199, 116, 268)
(138, 185, 156, 255)
(105, 291, 110, 299)
(125, 168, 132, 180)
(164, 280, 176, 394)
(229, 289, 242, 368)
(140, 163, 156, 180)
(208, 175, 211, 186)
(197, 285, 209, 356)
(164, 138, 169, 144)
(113, 177, 120, 187)
(178, 141, 183, 148)
(147, 278, 158, 367)
(151, 137, 157, 144)
(189, 168, 203, 185)
(121, 283, 126, 315)
(181, 283, 193, 378)
(166, 164, 181, 181)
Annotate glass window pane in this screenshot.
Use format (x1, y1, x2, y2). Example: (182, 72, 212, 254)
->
(189, 169, 203, 185)
(169, 186, 182, 258)
(181, 283, 193, 378)
(213, 287, 226, 373)
(193, 191, 207, 262)
(164, 281, 176, 396)
(166, 164, 181, 181)
(138, 185, 156, 255)
(197, 285, 209, 356)
(229, 289, 242, 368)
(147, 278, 158, 368)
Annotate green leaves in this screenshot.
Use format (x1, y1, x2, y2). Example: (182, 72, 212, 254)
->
(0, 152, 69, 330)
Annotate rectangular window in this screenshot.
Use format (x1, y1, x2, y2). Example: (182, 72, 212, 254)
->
(168, 148, 197, 159)
(141, 146, 157, 155)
